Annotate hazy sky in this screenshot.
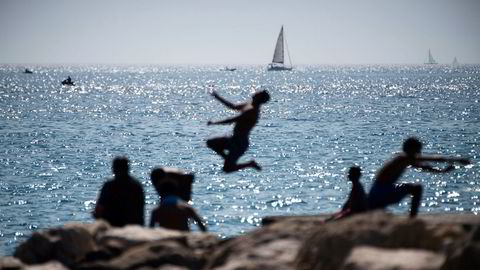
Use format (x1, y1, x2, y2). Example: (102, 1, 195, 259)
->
(1, 0, 479, 65)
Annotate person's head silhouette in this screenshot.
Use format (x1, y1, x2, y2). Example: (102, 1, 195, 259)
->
(403, 137, 422, 157)
(348, 166, 361, 182)
(112, 157, 129, 178)
(252, 90, 270, 106)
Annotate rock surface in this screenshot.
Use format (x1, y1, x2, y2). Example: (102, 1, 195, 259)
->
(294, 211, 473, 270)
(341, 246, 446, 270)
(3, 211, 480, 270)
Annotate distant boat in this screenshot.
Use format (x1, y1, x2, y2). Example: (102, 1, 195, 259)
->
(267, 25, 293, 71)
(424, 49, 438, 65)
(24, 68, 33, 74)
(61, 76, 75, 86)
(452, 57, 459, 68)
(221, 67, 236, 72)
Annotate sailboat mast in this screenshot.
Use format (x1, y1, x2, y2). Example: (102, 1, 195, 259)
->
(284, 26, 293, 68)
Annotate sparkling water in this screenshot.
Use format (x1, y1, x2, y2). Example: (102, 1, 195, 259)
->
(0, 64, 479, 255)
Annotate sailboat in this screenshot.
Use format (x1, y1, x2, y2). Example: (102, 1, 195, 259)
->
(267, 25, 293, 71)
(424, 49, 437, 65)
(452, 57, 459, 68)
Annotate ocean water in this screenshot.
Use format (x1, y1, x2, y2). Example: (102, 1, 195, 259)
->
(0, 64, 479, 255)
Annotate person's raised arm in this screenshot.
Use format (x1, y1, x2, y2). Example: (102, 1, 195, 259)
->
(211, 91, 245, 111)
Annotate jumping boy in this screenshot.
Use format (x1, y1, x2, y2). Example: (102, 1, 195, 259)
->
(207, 90, 270, 173)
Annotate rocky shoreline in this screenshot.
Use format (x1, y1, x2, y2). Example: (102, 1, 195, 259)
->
(1, 211, 479, 270)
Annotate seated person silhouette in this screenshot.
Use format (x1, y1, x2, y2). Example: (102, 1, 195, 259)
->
(368, 137, 471, 217)
(93, 157, 145, 226)
(206, 90, 270, 173)
(149, 168, 207, 232)
(327, 166, 368, 221)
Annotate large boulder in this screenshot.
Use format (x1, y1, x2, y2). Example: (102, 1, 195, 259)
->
(13, 221, 110, 267)
(341, 246, 446, 270)
(294, 211, 470, 270)
(77, 225, 219, 270)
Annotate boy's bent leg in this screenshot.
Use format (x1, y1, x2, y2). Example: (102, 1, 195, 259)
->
(223, 160, 261, 173)
(206, 137, 229, 158)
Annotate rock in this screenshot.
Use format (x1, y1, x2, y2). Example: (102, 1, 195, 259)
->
(294, 211, 469, 270)
(341, 246, 446, 270)
(77, 225, 218, 269)
(79, 240, 206, 270)
(0, 256, 24, 269)
(13, 221, 109, 267)
(205, 215, 325, 270)
(23, 261, 68, 270)
(441, 225, 480, 270)
(94, 225, 218, 255)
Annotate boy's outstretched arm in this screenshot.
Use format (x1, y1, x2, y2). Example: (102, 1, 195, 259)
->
(211, 91, 245, 110)
(415, 163, 455, 173)
(416, 155, 471, 165)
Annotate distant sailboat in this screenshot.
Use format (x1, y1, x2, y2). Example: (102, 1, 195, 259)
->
(267, 25, 293, 71)
(424, 49, 438, 65)
(452, 57, 459, 68)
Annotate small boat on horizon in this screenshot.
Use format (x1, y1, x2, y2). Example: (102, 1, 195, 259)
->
(267, 25, 293, 71)
(24, 68, 33, 74)
(221, 67, 236, 72)
(424, 49, 438, 65)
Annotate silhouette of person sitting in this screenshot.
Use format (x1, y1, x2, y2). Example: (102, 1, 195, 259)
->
(368, 137, 471, 217)
(326, 166, 368, 221)
(149, 168, 207, 232)
(93, 157, 145, 226)
(207, 90, 270, 173)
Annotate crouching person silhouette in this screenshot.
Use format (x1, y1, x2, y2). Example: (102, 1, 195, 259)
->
(368, 137, 471, 217)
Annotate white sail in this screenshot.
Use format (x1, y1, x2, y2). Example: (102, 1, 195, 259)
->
(268, 26, 292, 71)
(426, 49, 437, 64)
(272, 26, 285, 64)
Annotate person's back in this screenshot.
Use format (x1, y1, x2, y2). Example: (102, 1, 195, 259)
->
(151, 197, 204, 231)
(149, 171, 206, 232)
(232, 105, 259, 137)
(94, 157, 145, 227)
(374, 154, 412, 185)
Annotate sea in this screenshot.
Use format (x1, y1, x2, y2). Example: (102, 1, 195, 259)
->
(0, 64, 479, 255)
